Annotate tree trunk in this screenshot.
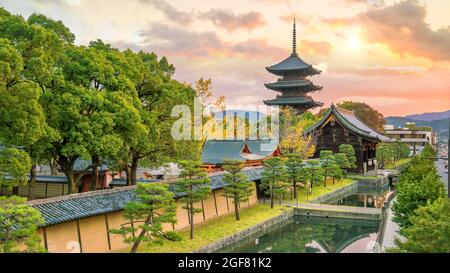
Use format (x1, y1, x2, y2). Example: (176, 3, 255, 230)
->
(124, 166, 131, 186)
(89, 155, 100, 191)
(49, 158, 58, 175)
(28, 164, 37, 200)
(293, 182, 297, 200)
(270, 190, 274, 209)
(130, 155, 139, 185)
(65, 170, 76, 194)
(234, 198, 240, 221)
(130, 214, 152, 253)
(189, 202, 195, 239)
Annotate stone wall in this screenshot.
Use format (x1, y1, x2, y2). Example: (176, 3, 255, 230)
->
(194, 209, 294, 253)
(36, 182, 258, 253)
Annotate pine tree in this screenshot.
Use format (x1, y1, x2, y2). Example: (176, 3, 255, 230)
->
(334, 152, 350, 178)
(222, 160, 253, 221)
(305, 159, 324, 196)
(339, 144, 357, 170)
(110, 183, 180, 253)
(285, 154, 306, 200)
(175, 160, 211, 239)
(319, 150, 334, 187)
(260, 157, 288, 209)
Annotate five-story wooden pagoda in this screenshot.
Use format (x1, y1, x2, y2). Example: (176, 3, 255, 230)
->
(264, 19, 323, 112)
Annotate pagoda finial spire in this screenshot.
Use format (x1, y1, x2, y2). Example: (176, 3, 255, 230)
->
(292, 17, 297, 54)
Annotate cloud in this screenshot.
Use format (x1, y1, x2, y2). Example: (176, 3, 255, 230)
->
(200, 9, 266, 31)
(298, 40, 333, 56)
(140, 0, 193, 25)
(123, 23, 289, 60)
(323, 0, 450, 61)
(329, 65, 428, 76)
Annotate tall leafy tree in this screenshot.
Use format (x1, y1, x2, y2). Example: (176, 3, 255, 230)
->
(175, 160, 211, 239)
(222, 160, 253, 221)
(110, 183, 180, 253)
(279, 107, 318, 157)
(285, 154, 306, 200)
(337, 101, 385, 131)
(393, 157, 446, 229)
(391, 197, 450, 253)
(0, 148, 32, 189)
(260, 157, 287, 209)
(0, 196, 45, 253)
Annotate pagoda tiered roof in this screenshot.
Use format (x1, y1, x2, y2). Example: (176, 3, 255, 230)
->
(263, 96, 323, 108)
(263, 18, 323, 112)
(264, 79, 323, 92)
(266, 53, 321, 76)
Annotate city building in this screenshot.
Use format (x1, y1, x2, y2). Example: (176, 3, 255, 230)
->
(263, 19, 323, 112)
(383, 122, 437, 155)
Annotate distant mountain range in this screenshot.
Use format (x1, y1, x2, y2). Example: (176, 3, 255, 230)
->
(386, 110, 450, 143)
(404, 110, 450, 121)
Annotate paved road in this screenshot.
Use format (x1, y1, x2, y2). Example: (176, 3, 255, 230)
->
(381, 197, 404, 252)
(435, 159, 448, 193)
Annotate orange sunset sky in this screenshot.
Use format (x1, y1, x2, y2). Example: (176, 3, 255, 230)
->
(2, 0, 449, 116)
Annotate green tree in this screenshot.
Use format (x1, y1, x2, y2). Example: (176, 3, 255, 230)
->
(391, 197, 450, 253)
(285, 154, 306, 200)
(339, 144, 356, 170)
(0, 196, 45, 253)
(175, 160, 211, 239)
(222, 160, 253, 221)
(337, 101, 385, 131)
(0, 147, 32, 189)
(260, 157, 288, 208)
(110, 183, 180, 253)
(335, 152, 350, 178)
(319, 150, 335, 187)
(305, 159, 324, 197)
(393, 157, 446, 229)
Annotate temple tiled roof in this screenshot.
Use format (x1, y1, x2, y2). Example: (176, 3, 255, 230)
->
(28, 166, 264, 227)
(304, 105, 393, 142)
(201, 140, 280, 165)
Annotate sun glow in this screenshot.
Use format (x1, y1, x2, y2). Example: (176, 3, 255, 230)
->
(347, 34, 361, 50)
(346, 27, 363, 50)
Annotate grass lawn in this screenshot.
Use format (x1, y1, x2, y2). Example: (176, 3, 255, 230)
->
(385, 158, 411, 170)
(135, 204, 290, 253)
(277, 178, 355, 203)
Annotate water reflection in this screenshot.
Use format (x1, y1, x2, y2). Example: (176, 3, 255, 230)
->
(217, 216, 379, 253)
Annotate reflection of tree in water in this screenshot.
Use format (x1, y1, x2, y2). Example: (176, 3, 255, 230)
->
(220, 217, 379, 253)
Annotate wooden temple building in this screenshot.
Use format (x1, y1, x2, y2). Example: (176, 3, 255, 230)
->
(304, 104, 392, 173)
(201, 139, 281, 172)
(264, 19, 323, 112)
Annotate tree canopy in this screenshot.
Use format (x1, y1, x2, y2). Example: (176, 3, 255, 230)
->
(337, 101, 385, 131)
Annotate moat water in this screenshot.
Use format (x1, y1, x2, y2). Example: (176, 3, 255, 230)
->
(217, 216, 380, 253)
